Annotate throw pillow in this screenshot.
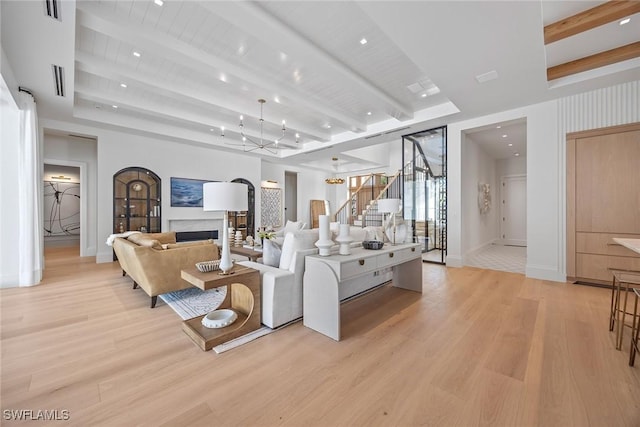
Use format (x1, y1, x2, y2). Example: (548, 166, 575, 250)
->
(127, 233, 164, 249)
(144, 231, 177, 244)
(262, 239, 282, 267)
(279, 229, 320, 270)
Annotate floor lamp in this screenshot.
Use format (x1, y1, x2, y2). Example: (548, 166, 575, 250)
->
(377, 198, 401, 245)
(203, 182, 248, 274)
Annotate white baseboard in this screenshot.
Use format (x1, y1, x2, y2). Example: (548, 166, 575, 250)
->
(96, 251, 114, 264)
(525, 264, 566, 282)
(445, 255, 463, 267)
(0, 273, 18, 288)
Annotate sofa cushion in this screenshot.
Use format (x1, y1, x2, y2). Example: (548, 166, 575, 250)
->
(262, 239, 282, 267)
(144, 231, 177, 244)
(279, 229, 319, 270)
(127, 233, 164, 249)
(275, 220, 306, 237)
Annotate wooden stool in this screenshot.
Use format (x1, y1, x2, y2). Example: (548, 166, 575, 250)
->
(609, 269, 640, 350)
(629, 288, 640, 366)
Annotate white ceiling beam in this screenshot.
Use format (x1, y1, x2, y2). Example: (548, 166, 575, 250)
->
(74, 52, 330, 142)
(74, 83, 298, 147)
(73, 104, 282, 158)
(75, 5, 368, 132)
(201, 2, 414, 121)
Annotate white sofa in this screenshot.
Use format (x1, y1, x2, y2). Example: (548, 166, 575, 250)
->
(238, 226, 389, 328)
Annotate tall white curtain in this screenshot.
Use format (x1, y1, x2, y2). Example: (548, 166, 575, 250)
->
(17, 91, 43, 286)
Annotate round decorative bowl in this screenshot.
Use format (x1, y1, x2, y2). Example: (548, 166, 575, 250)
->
(362, 240, 384, 250)
(195, 260, 220, 273)
(201, 309, 238, 329)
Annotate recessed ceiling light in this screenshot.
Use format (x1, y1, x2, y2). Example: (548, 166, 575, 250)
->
(132, 51, 141, 57)
(367, 111, 372, 116)
(496, 125, 501, 129)
(274, 96, 280, 103)
(219, 73, 227, 83)
(421, 93, 427, 98)
(295, 133, 300, 138)
(514, 153, 520, 157)
(360, 38, 367, 45)
(120, 83, 127, 88)
(508, 143, 513, 147)
(502, 134, 507, 138)
(154, 0, 163, 6)
(112, 105, 118, 109)
(326, 124, 332, 129)
(620, 18, 631, 25)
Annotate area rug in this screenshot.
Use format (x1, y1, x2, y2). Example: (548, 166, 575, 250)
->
(212, 326, 274, 354)
(159, 286, 227, 320)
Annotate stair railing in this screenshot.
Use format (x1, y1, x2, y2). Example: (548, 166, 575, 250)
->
(333, 174, 373, 225)
(361, 169, 403, 227)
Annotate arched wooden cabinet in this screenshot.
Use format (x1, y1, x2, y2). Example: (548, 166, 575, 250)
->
(229, 178, 255, 240)
(113, 167, 161, 234)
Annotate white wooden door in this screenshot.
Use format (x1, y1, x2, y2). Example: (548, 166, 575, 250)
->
(501, 175, 526, 246)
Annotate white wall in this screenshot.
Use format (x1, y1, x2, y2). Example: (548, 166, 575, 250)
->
(261, 160, 328, 226)
(37, 118, 263, 263)
(496, 156, 526, 178)
(448, 80, 640, 282)
(0, 73, 21, 287)
(461, 135, 499, 254)
(97, 132, 262, 262)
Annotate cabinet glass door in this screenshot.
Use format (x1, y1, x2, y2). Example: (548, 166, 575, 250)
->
(113, 167, 161, 234)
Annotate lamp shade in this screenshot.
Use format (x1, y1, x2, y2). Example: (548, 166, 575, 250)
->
(203, 182, 248, 211)
(377, 198, 400, 213)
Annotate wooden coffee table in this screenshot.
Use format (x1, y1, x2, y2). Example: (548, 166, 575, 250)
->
(229, 245, 263, 262)
(180, 265, 261, 351)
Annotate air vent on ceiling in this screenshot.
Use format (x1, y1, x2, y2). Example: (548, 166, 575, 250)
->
(44, 0, 61, 21)
(364, 133, 382, 140)
(384, 126, 411, 135)
(51, 65, 65, 97)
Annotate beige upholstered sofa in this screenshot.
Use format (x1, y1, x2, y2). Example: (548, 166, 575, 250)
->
(112, 231, 220, 308)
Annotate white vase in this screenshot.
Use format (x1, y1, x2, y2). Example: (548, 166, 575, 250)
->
(335, 223, 353, 255)
(315, 215, 334, 256)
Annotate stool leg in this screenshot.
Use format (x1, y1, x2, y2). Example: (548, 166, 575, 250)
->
(615, 278, 624, 350)
(610, 274, 617, 331)
(617, 283, 631, 350)
(629, 294, 639, 366)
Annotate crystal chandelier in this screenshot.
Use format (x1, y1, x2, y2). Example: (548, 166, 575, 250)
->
(325, 157, 345, 184)
(223, 99, 298, 154)
(325, 177, 345, 184)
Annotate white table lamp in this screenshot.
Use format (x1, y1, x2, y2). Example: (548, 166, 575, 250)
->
(377, 198, 401, 245)
(203, 182, 248, 274)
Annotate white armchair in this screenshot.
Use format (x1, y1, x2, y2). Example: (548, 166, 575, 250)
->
(237, 229, 318, 328)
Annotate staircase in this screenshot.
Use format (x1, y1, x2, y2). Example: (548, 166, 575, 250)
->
(333, 169, 404, 227)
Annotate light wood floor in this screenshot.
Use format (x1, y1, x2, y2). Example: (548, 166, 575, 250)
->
(1, 246, 639, 426)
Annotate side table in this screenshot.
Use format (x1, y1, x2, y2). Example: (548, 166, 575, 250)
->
(180, 265, 261, 351)
(229, 246, 263, 262)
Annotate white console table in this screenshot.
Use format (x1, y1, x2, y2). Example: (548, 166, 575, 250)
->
(303, 243, 422, 341)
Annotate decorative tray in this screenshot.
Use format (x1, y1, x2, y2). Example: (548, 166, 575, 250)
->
(195, 260, 221, 273)
(362, 240, 384, 250)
